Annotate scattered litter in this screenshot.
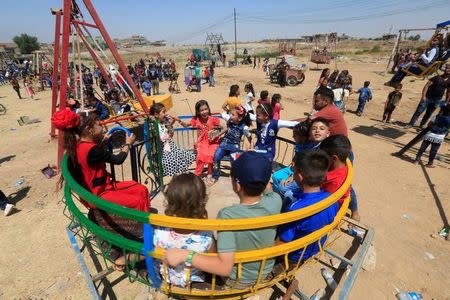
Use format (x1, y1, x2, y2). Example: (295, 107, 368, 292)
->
(401, 214, 410, 220)
(436, 155, 445, 161)
(348, 227, 365, 237)
(17, 116, 41, 126)
(310, 288, 326, 300)
(396, 291, 423, 300)
(438, 227, 449, 239)
(321, 268, 337, 290)
(10, 128, 16, 131)
(424, 252, 435, 260)
(15, 178, 24, 187)
(41, 165, 57, 179)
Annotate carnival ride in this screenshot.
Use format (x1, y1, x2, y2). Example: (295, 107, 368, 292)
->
(310, 33, 337, 69)
(384, 20, 450, 77)
(268, 55, 306, 86)
(53, 1, 374, 299)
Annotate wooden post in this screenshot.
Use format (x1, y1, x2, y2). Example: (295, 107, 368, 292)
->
(384, 31, 402, 76)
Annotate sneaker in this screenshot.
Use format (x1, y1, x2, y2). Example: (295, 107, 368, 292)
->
(4, 203, 14, 216)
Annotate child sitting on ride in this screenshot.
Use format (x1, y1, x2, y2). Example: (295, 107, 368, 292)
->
(257, 90, 270, 105)
(150, 103, 196, 176)
(277, 150, 338, 264)
(51, 109, 150, 212)
(208, 105, 252, 185)
(154, 173, 215, 287)
(222, 84, 241, 112)
(320, 135, 359, 221)
(273, 118, 330, 203)
(164, 152, 282, 289)
(177, 100, 225, 177)
(250, 103, 299, 162)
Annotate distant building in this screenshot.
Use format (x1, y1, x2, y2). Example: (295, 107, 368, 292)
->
(382, 34, 397, 40)
(0, 42, 21, 67)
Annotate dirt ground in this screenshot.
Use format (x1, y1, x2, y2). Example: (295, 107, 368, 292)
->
(0, 52, 449, 300)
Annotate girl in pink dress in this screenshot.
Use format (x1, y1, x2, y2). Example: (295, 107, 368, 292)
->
(24, 78, 35, 99)
(271, 93, 283, 120)
(177, 100, 225, 176)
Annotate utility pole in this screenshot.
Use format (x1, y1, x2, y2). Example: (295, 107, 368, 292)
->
(234, 8, 237, 65)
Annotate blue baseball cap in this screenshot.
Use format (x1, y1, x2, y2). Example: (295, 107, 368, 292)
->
(231, 151, 272, 189)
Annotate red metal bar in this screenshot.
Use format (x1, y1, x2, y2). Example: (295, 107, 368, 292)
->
(82, 0, 149, 114)
(57, 0, 72, 170)
(101, 113, 147, 125)
(72, 19, 98, 29)
(50, 9, 62, 138)
(74, 24, 114, 89)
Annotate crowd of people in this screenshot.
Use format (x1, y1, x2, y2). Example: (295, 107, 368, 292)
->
(49, 72, 369, 288)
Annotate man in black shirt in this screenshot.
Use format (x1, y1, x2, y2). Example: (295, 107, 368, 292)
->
(406, 64, 450, 128)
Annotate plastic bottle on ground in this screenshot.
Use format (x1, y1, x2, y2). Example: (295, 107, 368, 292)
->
(320, 267, 337, 290)
(395, 291, 423, 300)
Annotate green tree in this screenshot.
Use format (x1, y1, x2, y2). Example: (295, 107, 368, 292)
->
(13, 33, 40, 54)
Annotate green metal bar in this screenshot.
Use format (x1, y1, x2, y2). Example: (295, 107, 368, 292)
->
(61, 155, 150, 223)
(64, 183, 144, 252)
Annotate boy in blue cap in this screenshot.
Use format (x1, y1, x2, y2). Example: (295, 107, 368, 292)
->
(277, 149, 338, 263)
(164, 151, 282, 288)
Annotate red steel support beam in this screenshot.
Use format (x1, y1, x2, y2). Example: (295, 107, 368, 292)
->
(82, 0, 149, 113)
(57, 0, 72, 170)
(74, 24, 114, 89)
(50, 8, 62, 138)
(72, 19, 98, 29)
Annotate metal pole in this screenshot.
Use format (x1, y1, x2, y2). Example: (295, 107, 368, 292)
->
(234, 8, 237, 65)
(57, 0, 71, 170)
(74, 24, 114, 89)
(50, 9, 62, 138)
(82, 0, 149, 113)
(384, 30, 402, 75)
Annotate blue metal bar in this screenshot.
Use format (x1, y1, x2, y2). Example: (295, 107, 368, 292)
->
(324, 248, 354, 266)
(143, 223, 161, 288)
(338, 227, 375, 300)
(66, 227, 101, 300)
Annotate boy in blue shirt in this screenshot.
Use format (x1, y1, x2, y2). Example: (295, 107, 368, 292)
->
(141, 77, 152, 96)
(355, 81, 373, 116)
(277, 150, 338, 262)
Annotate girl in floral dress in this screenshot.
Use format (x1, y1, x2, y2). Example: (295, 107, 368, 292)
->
(153, 173, 215, 287)
(150, 103, 196, 177)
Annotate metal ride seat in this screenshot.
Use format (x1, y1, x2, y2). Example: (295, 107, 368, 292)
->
(63, 118, 374, 299)
(402, 60, 447, 79)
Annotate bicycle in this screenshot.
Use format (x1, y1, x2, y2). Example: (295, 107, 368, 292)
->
(0, 103, 6, 115)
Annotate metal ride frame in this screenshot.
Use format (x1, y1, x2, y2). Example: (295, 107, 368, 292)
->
(384, 20, 450, 76)
(63, 118, 374, 299)
(50, 0, 150, 169)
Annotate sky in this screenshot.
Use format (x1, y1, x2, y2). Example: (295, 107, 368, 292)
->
(1, 0, 449, 45)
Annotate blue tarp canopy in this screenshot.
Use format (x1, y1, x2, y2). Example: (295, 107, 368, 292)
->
(436, 20, 450, 28)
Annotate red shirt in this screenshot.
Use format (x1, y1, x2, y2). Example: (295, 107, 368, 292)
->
(313, 105, 348, 136)
(322, 166, 349, 206)
(258, 98, 270, 105)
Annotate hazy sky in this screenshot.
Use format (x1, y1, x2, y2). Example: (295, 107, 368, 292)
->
(1, 0, 449, 44)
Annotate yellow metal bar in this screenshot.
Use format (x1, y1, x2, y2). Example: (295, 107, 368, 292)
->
(149, 196, 350, 265)
(148, 160, 353, 230)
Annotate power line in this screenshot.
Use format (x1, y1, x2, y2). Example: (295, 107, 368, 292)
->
(238, 0, 448, 25)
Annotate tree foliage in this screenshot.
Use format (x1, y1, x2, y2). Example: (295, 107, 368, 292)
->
(407, 34, 421, 41)
(13, 33, 40, 54)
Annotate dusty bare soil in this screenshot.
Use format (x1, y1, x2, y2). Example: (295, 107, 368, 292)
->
(0, 49, 449, 299)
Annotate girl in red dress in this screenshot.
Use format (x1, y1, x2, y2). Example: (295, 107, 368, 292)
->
(177, 100, 225, 176)
(51, 109, 150, 212)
